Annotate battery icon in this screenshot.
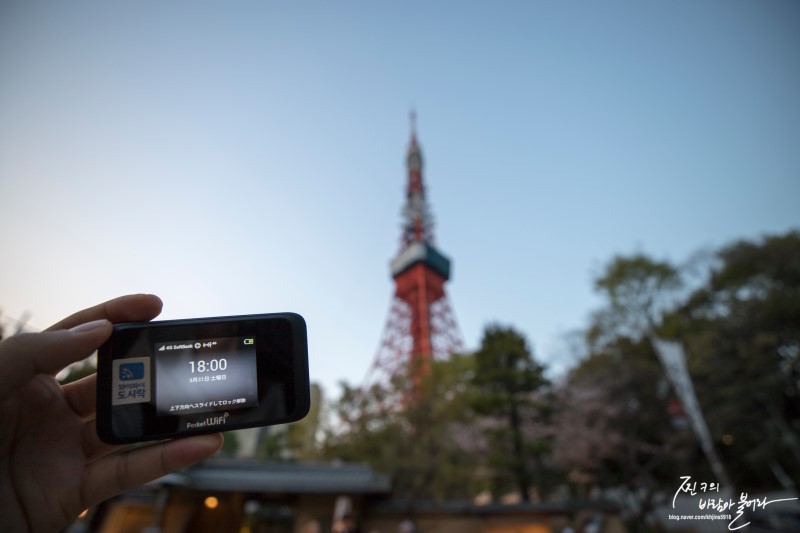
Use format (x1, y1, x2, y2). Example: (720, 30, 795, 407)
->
(244, 338, 254, 345)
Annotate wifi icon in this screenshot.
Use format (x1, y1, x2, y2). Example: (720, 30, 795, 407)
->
(119, 362, 145, 381)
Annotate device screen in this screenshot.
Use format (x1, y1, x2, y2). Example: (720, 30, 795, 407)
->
(154, 336, 258, 415)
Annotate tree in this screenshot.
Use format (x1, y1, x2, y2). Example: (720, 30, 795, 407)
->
(672, 231, 800, 491)
(553, 337, 688, 530)
(322, 353, 483, 501)
(286, 383, 324, 460)
(553, 254, 691, 530)
(589, 253, 682, 347)
(470, 325, 551, 502)
(555, 232, 800, 529)
(401, 353, 487, 500)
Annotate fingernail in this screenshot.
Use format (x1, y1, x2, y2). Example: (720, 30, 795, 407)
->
(69, 319, 110, 334)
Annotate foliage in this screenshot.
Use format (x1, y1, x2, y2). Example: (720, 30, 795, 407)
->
(553, 337, 689, 527)
(322, 353, 484, 500)
(219, 430, 241, 457)
(470, 325, 553, 501)
(286, 383, 324, 461)
(551, 253, 698, 529)
(552, 230, 800, 529)
(322, 326, 555, 503)
(588, 253, 682, 347)
(672, 231, 800, 491)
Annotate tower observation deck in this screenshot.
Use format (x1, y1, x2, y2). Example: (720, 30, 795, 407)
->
(369, 113, 464, 387)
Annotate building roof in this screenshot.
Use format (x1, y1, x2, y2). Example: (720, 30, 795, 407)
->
(159, 459, 392, 495)
(368, 499, 622, 516)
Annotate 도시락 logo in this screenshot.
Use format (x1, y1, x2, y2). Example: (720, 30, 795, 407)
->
(112, 357, 151, 406)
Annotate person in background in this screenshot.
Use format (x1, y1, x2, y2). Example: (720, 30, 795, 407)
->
(0, 294, 224, 532)
(332, 513, 360, 533)
(398, 519, 418, 533)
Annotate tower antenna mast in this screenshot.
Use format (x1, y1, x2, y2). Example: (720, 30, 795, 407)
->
(368, 113, 464, 391)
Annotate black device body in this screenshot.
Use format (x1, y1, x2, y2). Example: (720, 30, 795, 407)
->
(96, 313, 309, 445)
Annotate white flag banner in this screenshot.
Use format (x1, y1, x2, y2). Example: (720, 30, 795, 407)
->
(651, 337, 732, 489)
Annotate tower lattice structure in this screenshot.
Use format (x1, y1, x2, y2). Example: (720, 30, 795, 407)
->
(369, 114, 464, 388)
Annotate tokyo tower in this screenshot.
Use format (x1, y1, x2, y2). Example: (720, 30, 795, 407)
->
(369, 113, 464, 388)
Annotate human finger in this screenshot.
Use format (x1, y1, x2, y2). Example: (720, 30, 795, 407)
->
(0, 320, 112, 401)
(81, 419, 120, 461)
(46, 294, 163, 331)
(81, 433, 224, 508)
(63, 373, 98, 419)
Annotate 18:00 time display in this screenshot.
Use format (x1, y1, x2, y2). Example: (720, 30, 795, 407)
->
(189, 359, 228, 373)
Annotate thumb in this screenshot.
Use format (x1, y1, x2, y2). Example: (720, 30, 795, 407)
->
(0, 319, 112, 401)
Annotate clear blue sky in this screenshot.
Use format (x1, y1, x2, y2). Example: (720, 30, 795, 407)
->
(1, 1, 798, 397)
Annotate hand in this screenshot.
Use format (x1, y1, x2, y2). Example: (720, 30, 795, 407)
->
(0, 294, 223, 532)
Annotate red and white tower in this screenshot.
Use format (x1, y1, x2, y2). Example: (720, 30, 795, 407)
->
(370, 113, 463, 388)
